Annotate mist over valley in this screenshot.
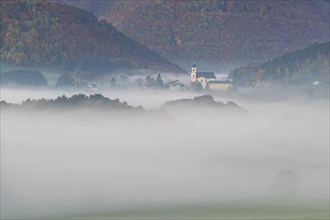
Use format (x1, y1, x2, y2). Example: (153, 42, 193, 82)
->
(1, 88, 329, 219)
(0, 0, 329, 219)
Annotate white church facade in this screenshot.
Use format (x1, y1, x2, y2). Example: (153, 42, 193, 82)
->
(190, 64, 232, 90)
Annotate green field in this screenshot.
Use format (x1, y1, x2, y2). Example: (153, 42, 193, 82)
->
(48, 198, 329, 220)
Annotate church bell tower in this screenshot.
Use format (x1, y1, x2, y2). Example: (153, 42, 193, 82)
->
(191, 64, 197, 82)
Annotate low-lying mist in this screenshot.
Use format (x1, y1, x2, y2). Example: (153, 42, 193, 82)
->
(0, 87, 329, 218)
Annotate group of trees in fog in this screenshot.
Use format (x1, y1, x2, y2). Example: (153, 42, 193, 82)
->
(0, 93, 144, 111)
(0, 68, 176, 90)
(161, 94, 245, 112)
(55, 72, 76, 88)
(1, 93, 246, 114)
(144, 74, 164, 88)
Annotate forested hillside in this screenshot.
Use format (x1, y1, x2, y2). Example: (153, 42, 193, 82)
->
(0, 0, 184, 73)
(60, 0, 330, 70)
(229, 42, 330, 86)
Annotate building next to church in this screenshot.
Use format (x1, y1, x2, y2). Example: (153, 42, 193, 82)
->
(190, 64, 232, 90)
(208, 80, 233, 90)
(167, 80, 185, 90)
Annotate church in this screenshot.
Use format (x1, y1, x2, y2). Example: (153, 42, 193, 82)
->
(190, 64, 232, 90)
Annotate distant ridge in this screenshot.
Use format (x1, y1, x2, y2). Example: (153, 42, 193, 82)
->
(60, 0, 330, 70)
(229, 42, 330, 86)
(0, 0, 185, 73)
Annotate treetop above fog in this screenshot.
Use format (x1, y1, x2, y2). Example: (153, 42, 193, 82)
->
(1, 94, 246, 114)
(0, 94, 143, 111)
(161, 95, 246, 112)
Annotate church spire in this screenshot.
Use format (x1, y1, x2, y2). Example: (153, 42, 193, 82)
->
(191, 64, 197, 82)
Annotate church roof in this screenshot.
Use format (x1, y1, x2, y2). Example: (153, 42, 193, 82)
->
(196, 72, 216, 78)
(208, 80, 232, 84)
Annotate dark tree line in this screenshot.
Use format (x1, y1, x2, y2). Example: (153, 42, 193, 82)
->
(1, 94, 144, 111)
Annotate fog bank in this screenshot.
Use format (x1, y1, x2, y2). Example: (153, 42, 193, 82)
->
(0, 89, 329, 218)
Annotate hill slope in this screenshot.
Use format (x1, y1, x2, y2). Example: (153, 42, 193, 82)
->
(61, 0, 330, 70)
(228, 41, 330, 87)
(0, 0, 184, 73)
